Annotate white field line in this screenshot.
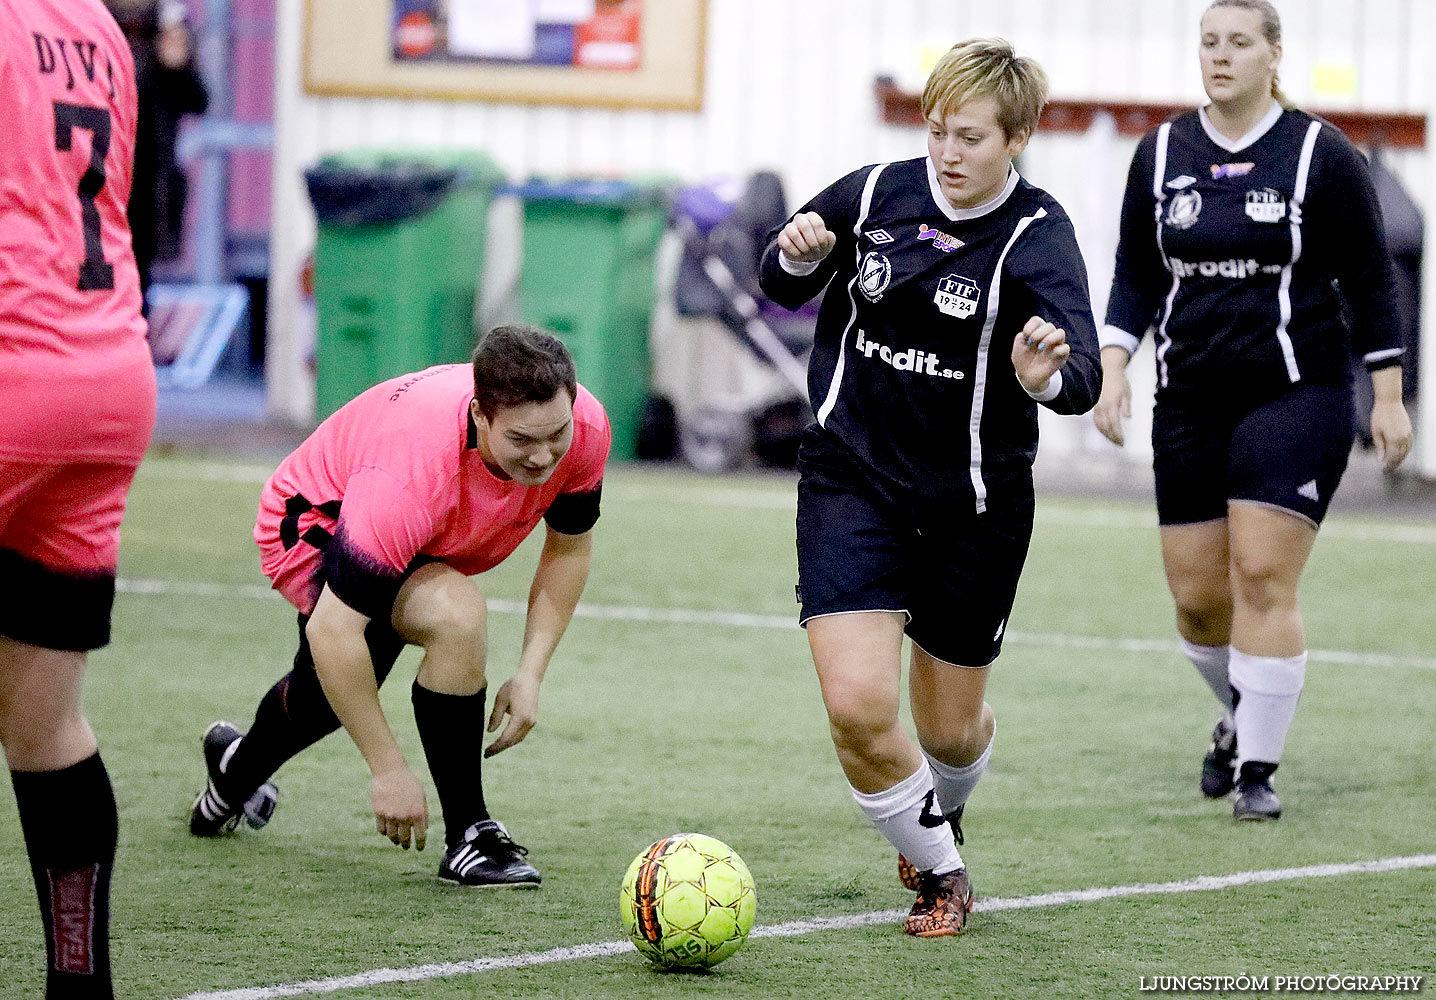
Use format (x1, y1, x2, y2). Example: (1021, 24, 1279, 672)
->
(114, 578, 1436, 672)
(137, 462, 275, 484)
(133, 462, 1436, 544)
(171, 853, 1436, 1000)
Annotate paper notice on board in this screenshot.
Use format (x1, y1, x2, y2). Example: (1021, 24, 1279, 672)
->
(536, 0, 594, 23)
(448, 0, 537, 60)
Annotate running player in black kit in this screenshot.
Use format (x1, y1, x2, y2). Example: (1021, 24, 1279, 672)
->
(760, 38, 1100, 937)
(1094, 0, 1413, 821)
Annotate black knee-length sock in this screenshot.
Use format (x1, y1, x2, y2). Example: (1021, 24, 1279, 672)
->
(12, 753, 117, 999)
(220, 615, 407, 803)
(218, 667, 342, 803)
(411, 682, 490, 847)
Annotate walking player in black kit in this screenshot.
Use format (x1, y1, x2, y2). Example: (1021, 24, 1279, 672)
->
(1093, 0, 1413, 821)
(760, 38, 1100, 937)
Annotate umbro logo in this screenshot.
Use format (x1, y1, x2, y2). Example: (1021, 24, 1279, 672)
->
(994, 618, 1006, 641)
(1297, 480, 1320, 502)
(1166, 175, 1198, 190)
(864, 228, 894, 244)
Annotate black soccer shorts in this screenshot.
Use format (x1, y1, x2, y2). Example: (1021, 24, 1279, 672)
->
(1152, 383, 1354, 527)
(795, 425, 1034, 668)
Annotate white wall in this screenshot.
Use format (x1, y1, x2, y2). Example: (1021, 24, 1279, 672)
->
(270, 0, 1434, 471)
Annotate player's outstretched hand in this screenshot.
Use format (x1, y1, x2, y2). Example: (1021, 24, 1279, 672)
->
(1011, 316, 1071, 395)
(777, 212, 837, 264)
(1092, 368, 1132, 446)
(485, 673, 540, 757)
(1371, 398, 1413, 473)
(372, 766, 428, 850)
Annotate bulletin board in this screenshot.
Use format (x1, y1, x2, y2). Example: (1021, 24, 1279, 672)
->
(304, 0, 707, 111)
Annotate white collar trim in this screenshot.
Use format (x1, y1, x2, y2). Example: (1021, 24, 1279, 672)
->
(926, 159, 1020, 221)
(1198, 99, 1283, 153)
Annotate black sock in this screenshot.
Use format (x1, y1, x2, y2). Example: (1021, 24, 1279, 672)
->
(411, 682, 489, 847)
(220, 667, 341, 803)
(11, 753, 117, 999)
(221, 615, 406, 802)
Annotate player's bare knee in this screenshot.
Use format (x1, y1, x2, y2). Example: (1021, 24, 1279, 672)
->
(415, 645, 487, 694)
(919, 716, 989, 765)
(823, 687, 898, 752)
(393, 567, 487, 647)
(1173, 597, 1232, 642)
(0, 704, 84, 766)
(1230, 555, 1292, 614)
(1169, 571, 1232, 635)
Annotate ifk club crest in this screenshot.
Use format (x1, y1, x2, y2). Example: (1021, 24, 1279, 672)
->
(1165, 189, 1202, 230)
(859, 252, 892, 302)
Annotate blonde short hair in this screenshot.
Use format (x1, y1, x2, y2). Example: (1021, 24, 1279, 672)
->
(921, 38, 1050, 140)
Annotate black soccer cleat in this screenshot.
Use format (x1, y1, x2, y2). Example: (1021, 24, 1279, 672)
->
(898, 804, 965, 891)
(1200, 715, 1238, 798)
(1233, 761, 1282, 821)
(439, 820, 541, 887)
(189, 721, 280, 837)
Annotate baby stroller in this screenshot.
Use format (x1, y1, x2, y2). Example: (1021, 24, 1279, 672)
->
(668, 172, 817, 469)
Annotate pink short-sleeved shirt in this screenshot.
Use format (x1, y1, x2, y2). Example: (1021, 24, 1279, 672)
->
(255, 364, 611, 617)
(0, 0, 154, 463)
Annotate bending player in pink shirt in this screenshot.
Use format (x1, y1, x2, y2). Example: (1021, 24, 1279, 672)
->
(189, 326, 611, 887)
(2, 1, 152, 994)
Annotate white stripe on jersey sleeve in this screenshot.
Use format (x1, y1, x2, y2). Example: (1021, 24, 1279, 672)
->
(1273, 120, 1324, 384)
(815, 163, 888, 428)
(1150, 122, 1178, 390)
(968, 207, 1047, 514)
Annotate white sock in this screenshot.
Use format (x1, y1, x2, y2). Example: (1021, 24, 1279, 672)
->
(1228, 647, 1306, 767)
(1180, 638, 1233, 710)
(851, 764, 964, 876)
(923, 731, 992, 817)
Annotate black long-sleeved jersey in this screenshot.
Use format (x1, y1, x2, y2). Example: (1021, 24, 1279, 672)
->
(1103, 103, 1403, 407)
(760, 158, 1101, 512)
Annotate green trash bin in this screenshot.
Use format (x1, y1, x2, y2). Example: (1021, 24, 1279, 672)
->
(513, 179, 669, 459)
(305, 149, 505, 418)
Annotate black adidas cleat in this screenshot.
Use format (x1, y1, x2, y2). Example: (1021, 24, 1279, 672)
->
(439, 820, 541, 887)
(1233, 761, 1282, 821)
(189, 721, 280, 837)
(898, 804, 965, 891)
(1200, 715, 1238, 798)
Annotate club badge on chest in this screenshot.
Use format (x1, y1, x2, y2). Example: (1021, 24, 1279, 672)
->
(1245, 187, 1287, 223)
(934, 274, 980, 319)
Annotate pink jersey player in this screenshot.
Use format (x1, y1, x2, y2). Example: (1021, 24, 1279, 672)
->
(1, 0, 153, 466)
(1, 1, 153, 993)
(256, 362, 609, 616)
(191, 327, 612, 892)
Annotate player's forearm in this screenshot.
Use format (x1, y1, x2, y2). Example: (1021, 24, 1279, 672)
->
(516, 532, 593, 684)
(307, 623, 406, 775)
(1101, 344, 1133, 375)
(1371, 365, 1403, 405)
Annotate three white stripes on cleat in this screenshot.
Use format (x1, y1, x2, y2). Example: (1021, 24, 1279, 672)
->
(446, 845, 493, 878)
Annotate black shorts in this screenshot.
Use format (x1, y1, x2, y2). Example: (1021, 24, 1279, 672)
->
(1153, 383, 1354, 527)
(795, 425, 1034, 667)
